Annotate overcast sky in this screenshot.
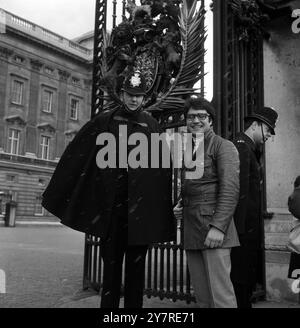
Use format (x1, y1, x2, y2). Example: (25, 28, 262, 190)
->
(0, 0, 96, 39)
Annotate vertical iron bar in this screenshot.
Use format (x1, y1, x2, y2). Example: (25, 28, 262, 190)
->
(159, 247, 165, 297)
(147, 247, 152, 293)
(246, 40, 253, 115)
(91, 0, 107, 117)
(83, 234, 90, 289)
(213, 0, 222, 136)
(201, 0, 205, 97)
(186, 258, 192, 296)
(93, 237, 98, 286)
(166, 244, 171, 295)
(226, 3, 234, 140)
(243, 41, 248, 117)
(85, 0, 107, 292)
(179, 248, 184, 296)
(238, 41, 243, 130)
(122, 0, 127, 21)
(87, 236, 93, 285)
(98, 237, 103, 290)
(172, 246, 177, 301)
(232, 15, 237, 140)
(154, 245, 158, 292)
(113, 0, 117, 28)
(91, 239, 95, 285)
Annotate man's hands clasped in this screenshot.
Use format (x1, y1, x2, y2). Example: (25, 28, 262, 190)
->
(204, 226, 225, 249)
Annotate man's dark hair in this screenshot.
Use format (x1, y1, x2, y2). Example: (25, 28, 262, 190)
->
(294, 176, 300, 188)
(244, 118, 262, 131)
(184, 97, 215, 121)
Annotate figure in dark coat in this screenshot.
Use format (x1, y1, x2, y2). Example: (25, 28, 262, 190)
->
(230, 107, 278, 308)
(287, 176, 300, 279)
(42, 71, 176, 308)
(288, 176, 300, 220)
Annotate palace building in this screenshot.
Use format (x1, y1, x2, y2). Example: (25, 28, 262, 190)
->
(0, 9, 93, 223)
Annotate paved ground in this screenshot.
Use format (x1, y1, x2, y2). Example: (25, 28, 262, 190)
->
(0, 225, 85, 308)
(0, 225, 300, 309)
(55, 289, 300, 308)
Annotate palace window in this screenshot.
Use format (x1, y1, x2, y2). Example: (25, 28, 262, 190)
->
(45, 67, 54, 75)
(11, 80, 24, 105)
(42, 90, 53, 113)
(70, 98, 79, 120)
(8, 129, 20, 155)
(6, 174, 17, 183)
(40, 136, 50, 160)
(35, 194, 44, 216)
(71, 77, 80, 86)
(14, 55, 25, 64)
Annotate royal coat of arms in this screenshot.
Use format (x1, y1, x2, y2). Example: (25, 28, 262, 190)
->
(98, 0, 206, 120)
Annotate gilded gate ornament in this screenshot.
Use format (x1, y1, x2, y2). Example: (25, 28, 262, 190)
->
(98, 0, 206, 120)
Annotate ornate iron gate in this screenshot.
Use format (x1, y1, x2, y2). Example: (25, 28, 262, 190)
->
(83, 0, 267, 303)
(213, 0, 267, 300)
(83, 0, 207, 304)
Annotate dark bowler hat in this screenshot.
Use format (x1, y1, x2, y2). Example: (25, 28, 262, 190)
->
(121, 71, 146, 96)
(246, 106, 278, 135)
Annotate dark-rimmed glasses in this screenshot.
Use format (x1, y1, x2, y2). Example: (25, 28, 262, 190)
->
(186, 113, 210, 121)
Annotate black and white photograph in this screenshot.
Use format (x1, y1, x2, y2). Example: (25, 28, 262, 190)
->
(0, 0, 300, 315)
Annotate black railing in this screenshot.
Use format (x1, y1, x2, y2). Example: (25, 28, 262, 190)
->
(83, 221, 196, 304)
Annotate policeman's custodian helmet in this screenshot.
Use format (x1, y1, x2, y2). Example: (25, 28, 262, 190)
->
(121, 71, 147, 96)
(245, 107, 278, 135)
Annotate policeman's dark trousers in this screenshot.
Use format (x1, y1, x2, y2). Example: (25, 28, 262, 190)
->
(99, 204, 148, 308)
(100, 242, 148, 308)
(231, 242, 258, 308)
(232, 282, 253, 308)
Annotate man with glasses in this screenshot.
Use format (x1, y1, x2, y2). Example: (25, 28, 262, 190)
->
(230, 107, 278, 308)
(174, 97, 240, 307)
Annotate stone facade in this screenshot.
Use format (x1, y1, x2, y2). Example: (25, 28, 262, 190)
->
(263, 1, 300, 303)
(0, 9, 93, 223)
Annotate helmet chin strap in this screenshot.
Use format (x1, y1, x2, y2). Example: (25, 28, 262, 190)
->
(122, 101, 144, 116)
(260, 124, 266, 143)
(124, 104, 143, 115)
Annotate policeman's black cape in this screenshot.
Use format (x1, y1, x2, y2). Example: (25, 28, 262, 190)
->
(42, 108, 176, 245)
